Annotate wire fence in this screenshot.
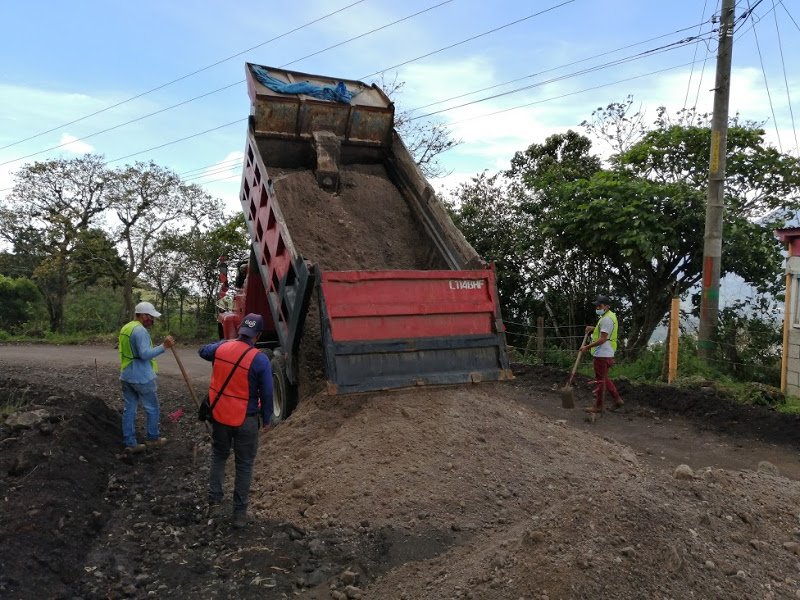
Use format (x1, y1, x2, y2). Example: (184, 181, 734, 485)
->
(503, 314, 782, 387)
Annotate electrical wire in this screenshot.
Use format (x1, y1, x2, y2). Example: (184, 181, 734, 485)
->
(683, 0, 711, 111)
(0, 82, 242, 168)
(106, 119, 247, 164)
(747, 0, 783, 151)
(407, 19, 713, 114)
(780, 0, 800, 32)
(0, 0, 455, 168)
(359, 0, 575, 80)
(409, 35, 716, 122)
(772, 0, 799, 155)
(0, 0, 370, 152)
(3, 41, 716, 191)
(444, 58, 714, 126)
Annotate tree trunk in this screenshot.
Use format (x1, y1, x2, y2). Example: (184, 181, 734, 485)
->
(122, 275, 135, 320)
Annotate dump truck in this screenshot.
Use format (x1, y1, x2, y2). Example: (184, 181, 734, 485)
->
(218, 62, 512, 421)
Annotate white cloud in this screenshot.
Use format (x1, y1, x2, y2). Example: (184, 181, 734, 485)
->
(58, 133, 94, 154)
(193, 150, 245, 215)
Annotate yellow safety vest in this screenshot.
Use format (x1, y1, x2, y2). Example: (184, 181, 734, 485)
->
(119, 320, 158, 373)
(590, 310, 618, 356)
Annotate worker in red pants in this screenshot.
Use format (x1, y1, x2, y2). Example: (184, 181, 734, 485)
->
(580, 295, 623, 413)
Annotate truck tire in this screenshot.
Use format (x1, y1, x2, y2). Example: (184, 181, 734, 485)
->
(270, 352, 298, 423)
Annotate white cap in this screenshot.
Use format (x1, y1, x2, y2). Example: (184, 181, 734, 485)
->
(135, 301, 161, 318)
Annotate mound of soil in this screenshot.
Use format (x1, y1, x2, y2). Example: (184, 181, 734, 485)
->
(515, 364, 800, 450)
(274, 165, 447, 272)
(0, 379, 120, 598)
(273, 165, 449, 393)
(5, 350, 800, 599)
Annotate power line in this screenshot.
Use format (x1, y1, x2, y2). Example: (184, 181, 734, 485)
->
(0, 82, 242, 168)
(408, 33, 716, 122)
(772, 0, 799, 155)
(280, 0, 455, 70)
(407, 23, 716, 115)
(683, 0, 711, 111)
(106, 119, 247, 164)
(445, 58, 714, 126)
(780, 0, 800, 32)
(3, 29, 718, 182)
(747, 0, 782, 151)
(359, 0, 575, 80)
(0, 0, 370, 152)
(0, 0, 455, 168)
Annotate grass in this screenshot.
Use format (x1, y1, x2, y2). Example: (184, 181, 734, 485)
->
(777, 395, 800, 415)
(0, 387, 31, 419)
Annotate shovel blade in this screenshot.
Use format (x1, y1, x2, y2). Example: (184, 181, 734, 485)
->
(559, 386, 575, 409)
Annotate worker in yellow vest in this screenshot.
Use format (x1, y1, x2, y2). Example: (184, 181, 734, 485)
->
(580, 295, 624, 413)
(119, 301, 175, 453)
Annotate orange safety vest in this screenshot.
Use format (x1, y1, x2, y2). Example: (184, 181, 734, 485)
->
(208, 340, 259, 426)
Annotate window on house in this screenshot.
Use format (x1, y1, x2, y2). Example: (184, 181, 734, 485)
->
(793, 276, 800, 328)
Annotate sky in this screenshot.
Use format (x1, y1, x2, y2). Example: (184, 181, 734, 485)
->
(1, 0, 799, 216)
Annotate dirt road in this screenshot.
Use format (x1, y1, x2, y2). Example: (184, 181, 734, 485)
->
(3, 343, 800, 599)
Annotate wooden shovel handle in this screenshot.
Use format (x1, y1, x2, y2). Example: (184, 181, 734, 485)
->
(170, 346, 201, 409)
(566, 333, 591, 386)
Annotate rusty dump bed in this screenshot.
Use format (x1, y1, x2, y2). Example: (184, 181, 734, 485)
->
(228, 63, 512, 396)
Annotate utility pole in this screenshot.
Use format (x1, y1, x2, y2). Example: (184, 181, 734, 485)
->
(698, 0, 735, 360)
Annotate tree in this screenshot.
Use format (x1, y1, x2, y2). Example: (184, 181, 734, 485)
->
(379, 75, 461, 178)
(0, 155, 110, 332)
(580, 95, 647, 155)
(161, 214, 249, 331)
(106, 161, 224, 319)
(506, 131, 606, 338)
(0, 274, 40, 332)
(449, 105, 800, 354)
(448, 173, 537, 326)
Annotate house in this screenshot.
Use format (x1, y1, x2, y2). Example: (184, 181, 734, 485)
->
(775, 227, 800, 396)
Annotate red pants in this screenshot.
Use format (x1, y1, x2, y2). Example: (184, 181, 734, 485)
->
(592, 357, 621, 407)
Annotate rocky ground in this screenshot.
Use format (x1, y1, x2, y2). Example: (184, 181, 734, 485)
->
(2, 345, 800, 599)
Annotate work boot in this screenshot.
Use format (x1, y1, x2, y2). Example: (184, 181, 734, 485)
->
(145, 437, 168, 448)
(584, 404, 603, 414)
(232, 512, 248, 529)
(611, 398, 625, 410)
(124, 443, 146, 454)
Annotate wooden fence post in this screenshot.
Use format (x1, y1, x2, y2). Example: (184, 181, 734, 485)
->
(667, 296, 680, 383)
(537, 316, 544, 360)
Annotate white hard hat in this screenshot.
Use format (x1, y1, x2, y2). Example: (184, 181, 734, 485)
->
(135, 301, 161, 318)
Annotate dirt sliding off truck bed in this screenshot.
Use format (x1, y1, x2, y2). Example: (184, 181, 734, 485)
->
(218, 63, 512, 419)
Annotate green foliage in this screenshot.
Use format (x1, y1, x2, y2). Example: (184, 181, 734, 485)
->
(0, 274, 41, 332)
(63, 285, 123, 334)
(160, 214, 249, 328)
(448, 101, 800, 357)
(107, 160, 224, 318)
(1, 155, 111, 332)
(715, 301, 782, 385)
(778, 396, 800, 415)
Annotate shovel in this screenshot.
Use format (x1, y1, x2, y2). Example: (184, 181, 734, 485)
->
(170, 346, 211, 437)
(559, 332, 590, 409)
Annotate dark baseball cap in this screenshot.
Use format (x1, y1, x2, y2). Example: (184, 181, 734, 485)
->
(238, 313, 264, 338)
(593, 295, 611, 306)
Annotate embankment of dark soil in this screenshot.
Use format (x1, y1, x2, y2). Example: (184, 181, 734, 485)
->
(514, 363, 800, 449)
(0, 378, 120, 598)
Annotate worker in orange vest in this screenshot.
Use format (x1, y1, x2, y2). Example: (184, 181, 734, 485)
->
(198, 313, 273, 528)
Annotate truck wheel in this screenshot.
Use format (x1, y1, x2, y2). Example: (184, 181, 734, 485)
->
(270, 353, 298, 423)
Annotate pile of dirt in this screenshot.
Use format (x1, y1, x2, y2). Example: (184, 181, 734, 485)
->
(0, 379, 120, 598)
(516, 364, 800, 450)
(273, 164, 449, 392)
(274, 165, 447, 272)
(251, 384, 800, 599)
(5, 351, 800, 599)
